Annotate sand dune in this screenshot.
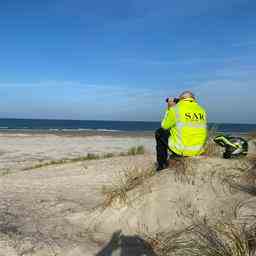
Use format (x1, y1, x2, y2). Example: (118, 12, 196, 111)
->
(0, 132, 255, 255)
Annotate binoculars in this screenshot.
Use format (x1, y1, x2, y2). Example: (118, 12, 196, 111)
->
(165, 97, 180, 104)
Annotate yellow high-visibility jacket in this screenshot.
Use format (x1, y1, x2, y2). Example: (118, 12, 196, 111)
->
(161, 98, 208, 156)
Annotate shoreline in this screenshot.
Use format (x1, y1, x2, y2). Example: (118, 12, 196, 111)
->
(0, 128, 253, 138)
(0, 129, 155, 138)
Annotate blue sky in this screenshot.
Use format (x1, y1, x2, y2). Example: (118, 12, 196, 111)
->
(0, 0, 255, 123)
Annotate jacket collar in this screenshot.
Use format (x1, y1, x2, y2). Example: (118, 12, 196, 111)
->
(180, 97, 196, 102)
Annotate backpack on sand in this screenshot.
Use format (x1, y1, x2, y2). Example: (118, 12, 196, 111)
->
(214, 135, 248, 159)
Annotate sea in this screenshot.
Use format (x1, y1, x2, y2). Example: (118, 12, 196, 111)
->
(0, 118, 255, 134)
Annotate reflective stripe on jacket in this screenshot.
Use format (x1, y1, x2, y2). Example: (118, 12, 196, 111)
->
(161, 98, 208, 156)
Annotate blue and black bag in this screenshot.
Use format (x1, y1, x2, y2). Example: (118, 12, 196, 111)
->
(214, 135, 248, 159)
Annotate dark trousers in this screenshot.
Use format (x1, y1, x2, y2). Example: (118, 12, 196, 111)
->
(155, 128, 179, 168)
(155, 128, 170, 168)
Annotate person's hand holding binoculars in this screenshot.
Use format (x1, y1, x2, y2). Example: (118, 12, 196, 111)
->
(165, 97, 179, 109)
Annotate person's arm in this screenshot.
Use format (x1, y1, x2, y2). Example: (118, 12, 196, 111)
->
(161, 108, 176, 130)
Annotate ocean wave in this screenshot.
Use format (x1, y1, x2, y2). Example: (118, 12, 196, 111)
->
(58, 128, 121, 132)
(96, 129, 121, 132)
(0, 127, 122, 132)
(60, 128, 94, 132)
(0, 127, 30, 130)
(77, 128, 95, 131)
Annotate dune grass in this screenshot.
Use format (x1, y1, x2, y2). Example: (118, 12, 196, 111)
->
(0, 169, 12, 176)
(23, 153, 101, 170)
(248, 131, 256, 140)
(24, 146, 145, 171)
(118, 145, 145, 156)
(127, 145, 145, 156)
(174, 222, 256, 256)
(204, 126, 223, 157)
(139, 220, 256, 256)
(138, 156, 256, 255)
(101, 165, 155, 208)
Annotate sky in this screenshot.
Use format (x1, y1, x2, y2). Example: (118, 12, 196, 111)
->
(0, 0, 255, 123)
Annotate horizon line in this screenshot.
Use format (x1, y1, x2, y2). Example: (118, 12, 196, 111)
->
(0, 117, 255, 125)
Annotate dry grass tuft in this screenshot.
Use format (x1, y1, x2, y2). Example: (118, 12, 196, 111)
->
(226, 162, 256, 195)
(169, 157, 201, 185)
(126, 145, 145, 156)
(140, 220, 256, 256)
(247, 131, 256, 140)
(230, 182, 256, 196)
(172, 157, 195, 175)
(101, 166, 155, 208)
(176, 222, 256, 256)
(204, 126, 222, 157)
(137, 223, 190, 256)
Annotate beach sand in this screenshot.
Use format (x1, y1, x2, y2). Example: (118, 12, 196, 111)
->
(0, 131, 155, 173)
(0, 131, 255, 255)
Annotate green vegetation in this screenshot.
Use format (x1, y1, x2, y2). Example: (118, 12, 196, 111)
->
(127, 145, 145, 156)
(23, 153, 101, 170)
(0, 169, 12, 176)
(103, 152, 115, 158)
(24, 145, 145, 171)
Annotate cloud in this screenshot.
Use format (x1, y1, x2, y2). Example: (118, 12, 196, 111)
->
(0, 79, 255, 123)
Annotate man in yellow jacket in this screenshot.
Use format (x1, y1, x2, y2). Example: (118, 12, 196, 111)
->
(155, 91, 208, 171)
